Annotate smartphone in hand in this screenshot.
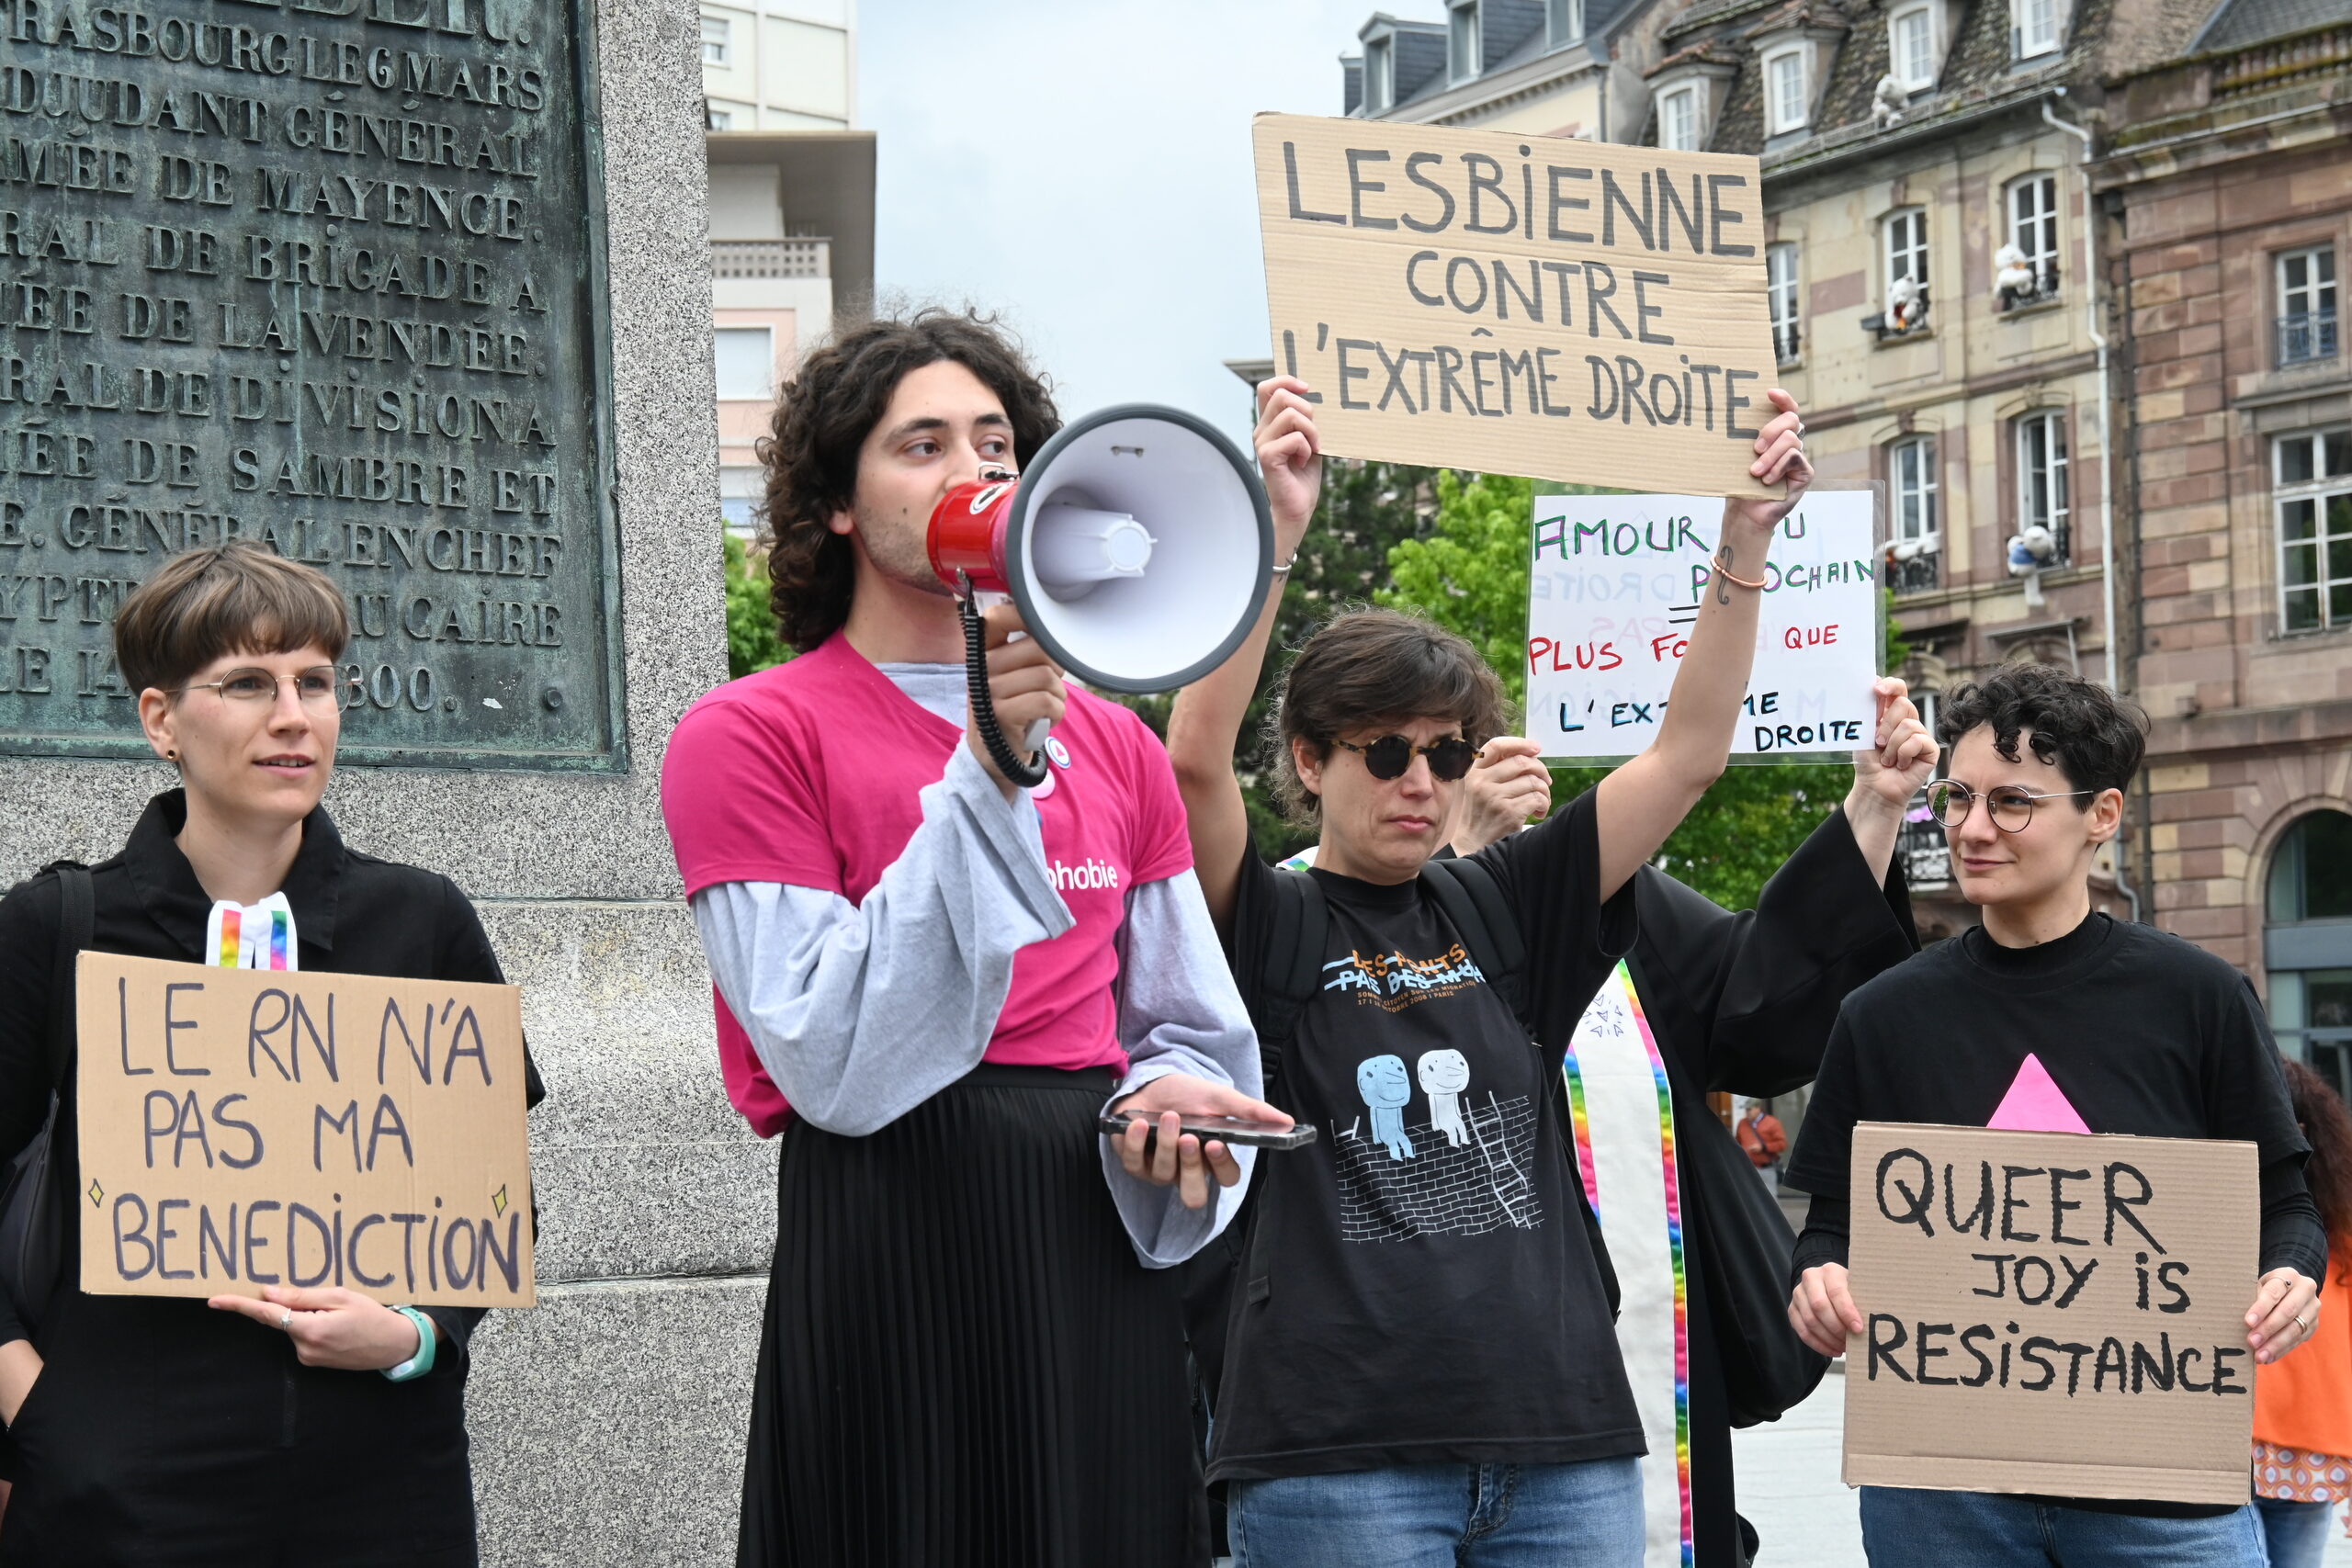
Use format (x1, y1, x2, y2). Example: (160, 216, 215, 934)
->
(1097, 1110, 1319, 1153)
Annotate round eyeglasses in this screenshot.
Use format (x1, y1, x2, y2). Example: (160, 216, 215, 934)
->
(173, 666, 356, 707)
(1926, 780, 2096, 834)
(1331, 735, 1480, 782)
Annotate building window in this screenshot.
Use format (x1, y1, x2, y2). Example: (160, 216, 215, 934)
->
(2002, 174, 2061, 307)
(719, 464, 763, 535)
(704, 104, 733, 131)
(700, 15, 729, 66)
(2278, 245, 2339, 366)
(1365, 36, 1394, 112)
(1450, 0, 1480, 84)
(2016, 411, 2071, 566)
(1890, 5, 1936, 89)
(1658, 86, 1699, 151)
(713, 326, 775, 400)
(1893, 436, 1939, 545)
(1768, 243, 1801, 363)
(1764, 47, 1809, 134)
(1885, 207, 1928, 289)
(2012, 0, 2061, 58)
(2267, 808, 2352, 1102)
(2276, 428, 2352, 634)
(1548, 0, 1583, 47)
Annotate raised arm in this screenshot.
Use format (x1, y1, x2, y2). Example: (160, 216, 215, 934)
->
(1166, 376, 1322, 934)
(1593, 390, 1812, 900)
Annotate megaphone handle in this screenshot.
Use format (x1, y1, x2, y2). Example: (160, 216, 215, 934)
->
(957, 592, 1049, 790)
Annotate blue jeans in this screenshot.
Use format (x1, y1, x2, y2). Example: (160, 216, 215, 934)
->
(2255, 1496, 2338, 1568)
(1859, 1487, 2266, 1568)
(1228, 1458, 1644, 1568)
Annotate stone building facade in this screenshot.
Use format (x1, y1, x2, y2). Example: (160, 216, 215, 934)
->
(2090, 2, 2352, 1099)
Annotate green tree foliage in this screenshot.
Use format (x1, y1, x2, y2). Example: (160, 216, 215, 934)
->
(725, 532, 790, 680)
(1377, 479, 1905, 912)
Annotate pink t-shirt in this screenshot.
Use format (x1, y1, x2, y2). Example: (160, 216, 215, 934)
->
(660, 634, 1194, 1136)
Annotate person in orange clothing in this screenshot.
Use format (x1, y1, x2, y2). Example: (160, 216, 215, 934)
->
(2254, 1060, 2352, 1568)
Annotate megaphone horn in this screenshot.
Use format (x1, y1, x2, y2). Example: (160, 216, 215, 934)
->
(928, 404, 1274, 788)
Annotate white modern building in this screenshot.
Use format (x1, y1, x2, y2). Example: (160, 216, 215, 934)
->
(701, 2, 873, 533)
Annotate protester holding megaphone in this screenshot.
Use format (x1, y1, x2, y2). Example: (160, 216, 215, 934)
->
(658, 308, 1280, 1568)
(1165, 374, 1815, 1567)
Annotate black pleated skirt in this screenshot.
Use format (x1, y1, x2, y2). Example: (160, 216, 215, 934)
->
(739, 1064, 1206, 1568)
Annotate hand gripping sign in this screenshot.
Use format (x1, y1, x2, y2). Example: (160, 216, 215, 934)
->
(1252, 113, 1781, 500)
(78, 953, 536, 1309)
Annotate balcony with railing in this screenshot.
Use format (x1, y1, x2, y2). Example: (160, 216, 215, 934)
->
(1998, 261, 2062, 311)
(711, 237, 832, 280)
(2278, 309, 2340, 367)
(1773, 323, 1802, 366)
(1886, 542, 1941, 595)
(1898, 811, 1951, 887)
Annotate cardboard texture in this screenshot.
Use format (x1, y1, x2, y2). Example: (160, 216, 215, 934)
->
(77, 953, 536, 1309)
(1843, 1122, 2257, 1505)
(1527, 489, 1879, 761)
(1252, 113, 1781, 499)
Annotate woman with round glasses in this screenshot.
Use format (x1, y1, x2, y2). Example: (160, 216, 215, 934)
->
(1784, 663, 2322, 1568)
(0, 543, 540, 1566)
(1157, 375, 1815, 1568)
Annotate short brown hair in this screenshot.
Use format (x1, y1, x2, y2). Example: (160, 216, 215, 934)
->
(114, 543, 351, 696)
(757, 308, 1061, 653)
(1266, 607, 1510, 828)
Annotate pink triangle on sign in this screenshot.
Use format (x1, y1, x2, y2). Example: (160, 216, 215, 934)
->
(1986, 1054, 2092, 1134)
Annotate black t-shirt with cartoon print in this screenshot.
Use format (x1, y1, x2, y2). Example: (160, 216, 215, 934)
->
(1205, 788, 1646, 1484)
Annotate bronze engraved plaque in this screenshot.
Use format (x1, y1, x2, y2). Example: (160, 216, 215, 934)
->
(0, 0, 625, 768)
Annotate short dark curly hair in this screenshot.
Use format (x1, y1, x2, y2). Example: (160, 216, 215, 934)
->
(1266, 607, 1511, 828)
(755, 309, 1060, 652)
(1935, 663, 2148, 797)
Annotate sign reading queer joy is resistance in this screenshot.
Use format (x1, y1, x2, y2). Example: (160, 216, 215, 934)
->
(1527, 490, 1879, 761)
(1844, 1122, 2257, 1505)
(77, 954, 536, 1309)
(1252, 113, 1780, 499)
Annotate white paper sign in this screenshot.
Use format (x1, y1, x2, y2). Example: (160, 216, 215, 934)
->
(1528, 490, 1880, 761)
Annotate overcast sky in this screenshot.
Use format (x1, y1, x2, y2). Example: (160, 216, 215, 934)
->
(859, 0, 1374, 449)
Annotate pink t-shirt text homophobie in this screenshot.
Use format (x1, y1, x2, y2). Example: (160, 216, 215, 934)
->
(660, 634, 1193, 1136)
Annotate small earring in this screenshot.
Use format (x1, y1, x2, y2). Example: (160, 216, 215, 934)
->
(165, 750, 176, 761)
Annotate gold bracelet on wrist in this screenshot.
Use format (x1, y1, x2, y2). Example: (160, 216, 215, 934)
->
(1713, 559, 1769, 591)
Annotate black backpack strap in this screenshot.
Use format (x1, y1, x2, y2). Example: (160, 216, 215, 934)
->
(1418, 855, 1525, 1016)
(44, 864, 92, 1094)
(1252, 868, 1329, 1090)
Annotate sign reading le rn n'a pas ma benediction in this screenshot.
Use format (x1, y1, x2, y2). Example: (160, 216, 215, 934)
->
(1844, 1122, 2257, 1506)
(1252, 113, 1780, 500)
(0, 0, 623, 768)
(78, 953, 536, 1310)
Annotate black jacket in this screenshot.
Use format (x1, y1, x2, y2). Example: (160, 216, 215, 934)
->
(0, 791, 544, 1568)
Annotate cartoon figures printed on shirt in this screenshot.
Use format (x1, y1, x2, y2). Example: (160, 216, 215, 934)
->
(1417, 1049, 1471, 1147)
(1357, 1055, 1416, 1160)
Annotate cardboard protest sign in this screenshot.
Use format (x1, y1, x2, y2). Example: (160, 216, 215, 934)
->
(1527, 490, 1880, 761)
(77, 953, 535, 1309)
(1844, 1122, 2258, 1505)
(1252, 113, 1780, 499)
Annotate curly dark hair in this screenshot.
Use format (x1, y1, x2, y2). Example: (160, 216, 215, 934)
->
(2282, 1059, 2352, 1283)
(1934, 663, 2148, 796)
(754, 309, 1060, 653)
(1266, 607, 1511, 829)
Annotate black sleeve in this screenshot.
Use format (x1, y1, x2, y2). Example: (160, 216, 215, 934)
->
(1781, 1009, 1866, 1197)
(2206, 977, 2309, 1168)
(2258, 1158, 2329, 1281)
(0, 877, 61, 1349)
(1791, 1191, 1852, 1283)
(1472, 786, 1637, 1045)
(1631, 807, 1917, 1100)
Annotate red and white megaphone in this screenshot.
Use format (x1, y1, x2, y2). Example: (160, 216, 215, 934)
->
(928, 403, 1273, 786)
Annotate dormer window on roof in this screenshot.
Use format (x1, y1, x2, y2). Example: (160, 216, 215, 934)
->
(1365, 36, 1395, 112)
(1547, 0, 1584, 48)
(2012, 0, 2064, 59)
(1888, 1, 1944, 92)
(1764, 45, 1811, 134)
(1659, 85, 1701, 149)
(1450, 0, 1482, 84)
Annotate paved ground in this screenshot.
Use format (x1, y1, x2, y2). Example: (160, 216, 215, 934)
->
(1732, 1370, 2352, 1566)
